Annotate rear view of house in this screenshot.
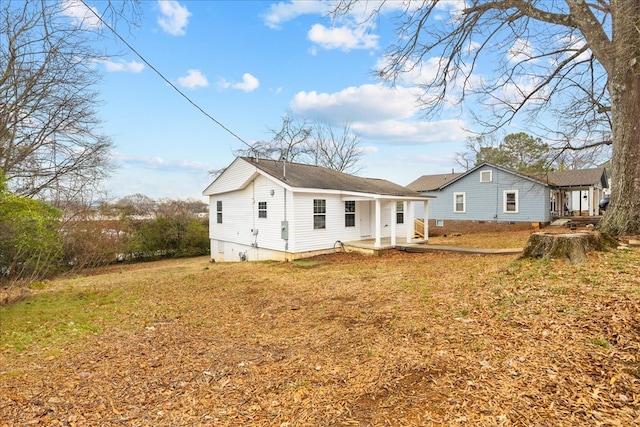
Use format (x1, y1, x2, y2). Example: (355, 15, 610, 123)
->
(203, 157, 433, 262)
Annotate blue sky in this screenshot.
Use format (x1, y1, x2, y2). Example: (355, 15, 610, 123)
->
(78, 0, 522, 201)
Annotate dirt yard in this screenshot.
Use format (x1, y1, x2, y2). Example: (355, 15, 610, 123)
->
(1, 245, 639, 426)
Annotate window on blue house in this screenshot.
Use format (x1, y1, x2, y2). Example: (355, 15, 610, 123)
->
(504, 190, 519, 213)
(454, 192, 466, 213)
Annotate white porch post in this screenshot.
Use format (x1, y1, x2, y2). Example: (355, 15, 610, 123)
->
(406, 201, 413, 243)
(374, 198, 381, 248)
(588, 186, 595, 216)
(390, 201, 397, 247)
(423, 201, 429, 242)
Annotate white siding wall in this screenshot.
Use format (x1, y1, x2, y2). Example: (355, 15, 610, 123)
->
(291, 195, 410, 252)
(292, 193, 360, 252)
(209, 175, 295, 261)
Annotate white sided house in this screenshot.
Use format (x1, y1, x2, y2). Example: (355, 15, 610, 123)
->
(202, 157, 434, 262)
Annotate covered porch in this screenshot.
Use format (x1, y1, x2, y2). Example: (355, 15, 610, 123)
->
(342, 195, 434, 249)
(550, 186, 606, 218)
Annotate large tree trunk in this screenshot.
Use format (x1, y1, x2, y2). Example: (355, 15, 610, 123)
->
(599, 1, 640, 236)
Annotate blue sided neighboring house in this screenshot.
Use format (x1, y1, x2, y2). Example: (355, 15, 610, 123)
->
(407, 163, 609, 225)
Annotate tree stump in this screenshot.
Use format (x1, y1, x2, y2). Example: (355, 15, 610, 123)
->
(519, 231, 617, 264)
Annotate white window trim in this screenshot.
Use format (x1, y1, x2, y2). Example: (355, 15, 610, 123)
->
(453, 192, 466, 213)
(396, 201, 404, 224)
(503, 190, 519, 213)
(313, 199, 326, 230)
(480, 170, 492, 182)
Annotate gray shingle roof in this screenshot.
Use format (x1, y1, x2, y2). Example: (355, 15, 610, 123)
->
(539, 168, 609, 188)
(406, 173, 464, 192)
(243, 157, 424, 197)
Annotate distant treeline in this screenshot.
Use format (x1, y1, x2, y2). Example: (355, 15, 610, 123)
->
(0, 188, 210, 285)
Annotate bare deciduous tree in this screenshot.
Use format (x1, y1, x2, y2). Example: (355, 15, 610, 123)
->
(235, 112, 363, 173)
(334, 0, 640, 236)
(310, 121, 362, 173)
(0, 0, 139, 204)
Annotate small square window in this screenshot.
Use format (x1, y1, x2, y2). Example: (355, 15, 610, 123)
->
(480, 170, 492, 182)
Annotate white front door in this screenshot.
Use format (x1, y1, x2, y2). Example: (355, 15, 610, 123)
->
(359, 201, 372, 238)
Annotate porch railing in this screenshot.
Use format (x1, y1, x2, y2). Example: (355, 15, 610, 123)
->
(414, 218, 425, 238)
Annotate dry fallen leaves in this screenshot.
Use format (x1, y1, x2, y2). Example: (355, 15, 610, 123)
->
(1, 245, 639, 426)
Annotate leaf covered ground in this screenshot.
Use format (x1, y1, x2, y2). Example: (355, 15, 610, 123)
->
(1, 243, 639, 426)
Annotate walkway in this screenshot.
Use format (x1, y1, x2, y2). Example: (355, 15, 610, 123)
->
(343, 237, 523, 256)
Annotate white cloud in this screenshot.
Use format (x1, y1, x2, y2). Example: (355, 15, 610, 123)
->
(291, 83, 469, 145)
(233, 73, 260, 92)
(353, 119, 469, 145)
(178, 69, 209, 89)
(263, 1, 331, 29)
(157, 0, 191, 36)
(292, 84, 418, 123)
(114, 152, 211, 172)
(101, 59, 145, 73)
(360, 146, 379, 154)
(555, 34, 592, 64)
(60, 0, 101, 29)
(218, 73, 260, 92)
(508, 38, 535, 64)
(488, 73, 550, 111)
(308, 24, 379, 51)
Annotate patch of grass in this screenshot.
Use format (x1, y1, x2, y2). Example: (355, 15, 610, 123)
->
(26, 281, 50, 290)
(0, 289, 118, 354)
(292, 259, 327, 268)
(591, 337, 610, 349)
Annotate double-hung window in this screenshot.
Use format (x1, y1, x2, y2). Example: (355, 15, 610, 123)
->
(396, 201, 404, 224)
(453, 192, 466, 213)
(216, 201, 223, 224)
(314, 199, 326, 229)
(504, 190, 519, 213)
(345, 201, 355, 227)
(258, 201, 267, 218)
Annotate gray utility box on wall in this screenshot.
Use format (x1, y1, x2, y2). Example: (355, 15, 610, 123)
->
(281, 221, 289, 240)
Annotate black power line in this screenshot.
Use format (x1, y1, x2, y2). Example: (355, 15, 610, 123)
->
(80, 0, 253, 149)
